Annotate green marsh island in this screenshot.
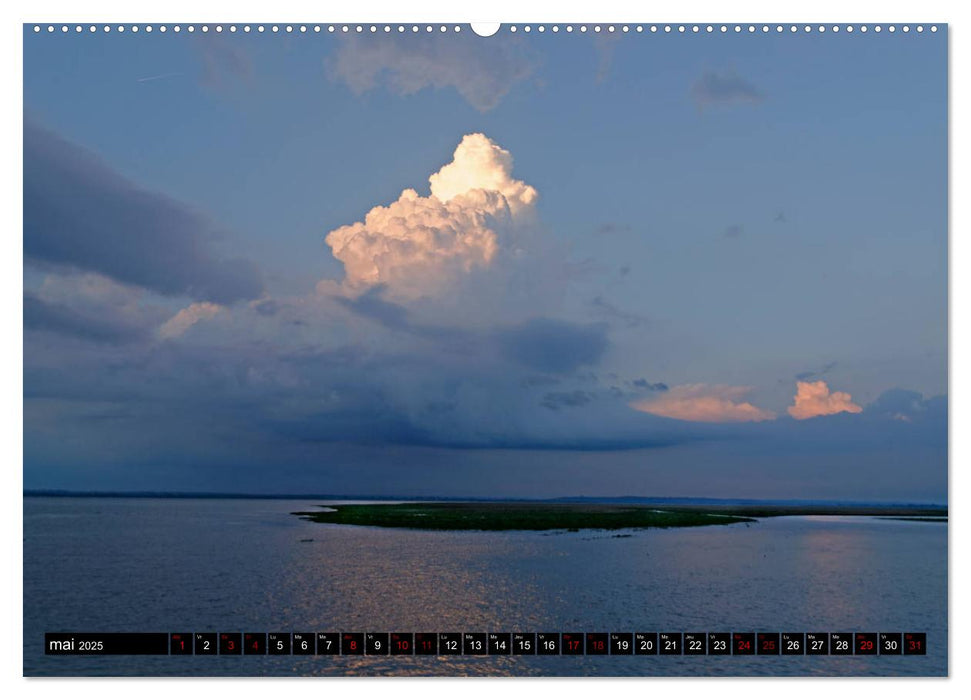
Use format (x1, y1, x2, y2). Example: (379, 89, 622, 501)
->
(291, 502, 755, 531)
(291, 502, 947, 532)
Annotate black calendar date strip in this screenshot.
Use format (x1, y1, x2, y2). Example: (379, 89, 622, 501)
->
(45, 632, 927, 656)
(45, 633, 170, 655)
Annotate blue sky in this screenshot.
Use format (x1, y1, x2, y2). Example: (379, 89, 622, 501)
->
(23, 26, 947, 500)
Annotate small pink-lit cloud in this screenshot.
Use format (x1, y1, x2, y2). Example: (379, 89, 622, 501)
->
(630, 384, 776, 423)
(158, 302, 222, 339)
(787, 380, 862, 420)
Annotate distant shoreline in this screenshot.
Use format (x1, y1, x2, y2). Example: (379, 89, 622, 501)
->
(290, 502, 947, 532)
(22, 490, 947, 513)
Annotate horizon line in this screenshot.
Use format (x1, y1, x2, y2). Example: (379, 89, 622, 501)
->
(21, 489, 947, 508)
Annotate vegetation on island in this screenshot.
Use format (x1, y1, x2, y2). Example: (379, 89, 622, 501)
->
(291, 501, 947, 532)
(292, 502, 755, 531)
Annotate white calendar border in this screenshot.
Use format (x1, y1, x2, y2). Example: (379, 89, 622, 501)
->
(1, 0, 964, 699)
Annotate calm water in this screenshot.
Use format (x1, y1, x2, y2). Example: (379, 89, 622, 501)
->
(23, 497, 947, 676)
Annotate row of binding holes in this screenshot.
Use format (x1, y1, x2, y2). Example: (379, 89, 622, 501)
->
(32, 25, 464, 33)
(511, 25, 938, 33)
(32, 24, 939, 34)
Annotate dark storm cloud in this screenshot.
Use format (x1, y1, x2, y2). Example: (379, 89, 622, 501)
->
(22, 301, 948, 496)
(277, 400, 709, 451)
(335, 290, 611, 374)
(272, 405, 438, 447)
(24, 293, 147, 344)
(24, 122, 264, 304)
(691, 70, 764, 108)
(496, 318, 608, 373)
(23, 337, 702, 455)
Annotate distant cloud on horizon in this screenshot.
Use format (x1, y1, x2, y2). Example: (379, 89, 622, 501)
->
(788, 380, 863, 420)
(630, 384, 776, 423)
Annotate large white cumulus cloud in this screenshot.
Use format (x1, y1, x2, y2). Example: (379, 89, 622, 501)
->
(324, 133, 538, 300)
(428, 134, 537, 211)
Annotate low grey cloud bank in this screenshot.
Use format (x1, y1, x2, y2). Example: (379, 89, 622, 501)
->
(24, 293, 147, 345)
(24, 122, 264, 304)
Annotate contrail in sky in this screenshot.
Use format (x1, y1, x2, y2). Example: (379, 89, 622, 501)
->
(137, 72, 182, 83)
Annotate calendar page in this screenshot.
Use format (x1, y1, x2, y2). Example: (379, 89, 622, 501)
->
(22, 17, 947, 678)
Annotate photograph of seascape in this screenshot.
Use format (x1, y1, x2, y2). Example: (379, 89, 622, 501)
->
(22, 19, 947, 677)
